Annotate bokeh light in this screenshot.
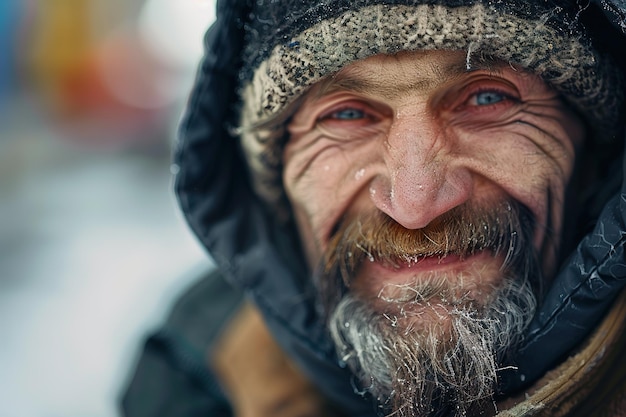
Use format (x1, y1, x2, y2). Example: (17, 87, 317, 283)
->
(0, 2, 216, 417)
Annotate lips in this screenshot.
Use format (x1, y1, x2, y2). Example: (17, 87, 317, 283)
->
(353, 251, 505, 299)
(317, 202, 534, 314)
(386, 252, 471, 270)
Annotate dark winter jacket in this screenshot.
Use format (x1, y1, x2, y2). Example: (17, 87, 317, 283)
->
(122, 1, 626, 416)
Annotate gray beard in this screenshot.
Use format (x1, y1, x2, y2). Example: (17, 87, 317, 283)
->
(328, 275, 537, 417)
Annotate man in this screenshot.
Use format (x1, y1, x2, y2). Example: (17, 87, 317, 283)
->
(122, 1, 626, 416)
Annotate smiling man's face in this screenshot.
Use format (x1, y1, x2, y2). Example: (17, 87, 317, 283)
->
(282, 49, 585, 415)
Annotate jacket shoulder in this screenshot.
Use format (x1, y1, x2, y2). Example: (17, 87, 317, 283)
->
(119, 268, 243, 417)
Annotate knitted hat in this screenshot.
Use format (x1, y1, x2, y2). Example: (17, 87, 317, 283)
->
(237, 0, 624, 210)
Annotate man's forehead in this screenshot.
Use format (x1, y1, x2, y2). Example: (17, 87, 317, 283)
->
(314, 50, 527, 99)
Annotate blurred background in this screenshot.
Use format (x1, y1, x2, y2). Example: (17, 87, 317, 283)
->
(0, 1, 216, 416)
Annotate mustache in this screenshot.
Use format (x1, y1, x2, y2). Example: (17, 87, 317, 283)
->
(314, 200, 536, 314)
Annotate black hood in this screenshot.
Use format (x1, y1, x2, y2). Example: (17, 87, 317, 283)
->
(173, 0, 626, 414)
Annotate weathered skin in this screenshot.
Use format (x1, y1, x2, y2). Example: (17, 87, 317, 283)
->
(284, 51, 584, 303)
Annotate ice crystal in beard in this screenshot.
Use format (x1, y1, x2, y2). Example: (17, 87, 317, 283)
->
(314, 200, 538, 317)
(329, 276, 537, 417)
(318, 200, 541, 416)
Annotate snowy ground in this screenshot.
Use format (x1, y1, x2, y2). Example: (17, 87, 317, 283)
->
(0, 96, 211, 417)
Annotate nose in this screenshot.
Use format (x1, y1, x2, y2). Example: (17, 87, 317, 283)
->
(369, 109, 473, 229)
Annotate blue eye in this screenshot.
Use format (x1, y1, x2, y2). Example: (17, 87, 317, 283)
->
(474, 91, 506, 105)
(331, 108, 366, 120)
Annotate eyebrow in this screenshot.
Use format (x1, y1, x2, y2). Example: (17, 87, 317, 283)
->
(317, 56, 510, 100)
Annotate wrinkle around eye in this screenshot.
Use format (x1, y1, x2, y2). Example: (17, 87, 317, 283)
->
(316, 122, 387, 142)
(512, 117, 576, 175)
(446, 106, 521, 130)
(286, 132, 349, 183)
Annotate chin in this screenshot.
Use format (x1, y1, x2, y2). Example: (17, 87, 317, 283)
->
(328, 268, 538, 417)
(317, 200, 544, 415)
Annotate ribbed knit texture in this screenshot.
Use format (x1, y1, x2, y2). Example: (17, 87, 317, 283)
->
(239, 0, 585, 83)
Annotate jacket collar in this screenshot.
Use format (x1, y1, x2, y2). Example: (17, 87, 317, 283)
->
(498, 288, 626, 416)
